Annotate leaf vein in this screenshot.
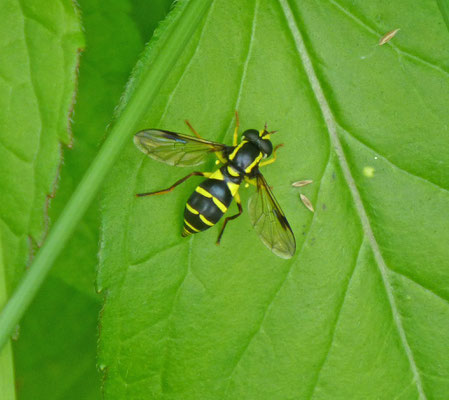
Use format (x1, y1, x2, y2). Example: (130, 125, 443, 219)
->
(392, 380, 416, 400)
(17, 0, 43, 167)
(129, 241, 184, 268)
(158, 3, 216, 124)
(0, 141, 32, 164)
(222, 154, 330, 398)
(328, 0, 449, 78)
(278, 0, 427, 398)
(221, 0, 259, 144)
(159, 236, 193, 394)
(307, 239, 364, 400)
(0, 216, 23, 239)
(390, 269, 449, 305)
(338, 125, 449, 195)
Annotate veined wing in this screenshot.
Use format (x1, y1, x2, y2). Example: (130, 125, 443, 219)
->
(248, 172, 296, 259)
(134, 129, 229, 167)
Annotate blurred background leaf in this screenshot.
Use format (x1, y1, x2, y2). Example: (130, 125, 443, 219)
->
(0, 0, 83, 299)
(10, 0, 173, 399)
(98, 0, 449, 399)
(0, 0, 83, 398)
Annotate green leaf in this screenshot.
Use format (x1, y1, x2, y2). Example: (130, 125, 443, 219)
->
(12, 0, 174, 399)
(0, 0, 83, 398)
(99, 0, 449, 398)
(0, 0, 84, 290)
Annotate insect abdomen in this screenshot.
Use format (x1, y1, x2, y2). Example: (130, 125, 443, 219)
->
(182, 179, 233, 236)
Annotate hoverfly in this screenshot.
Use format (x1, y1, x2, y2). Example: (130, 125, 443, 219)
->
(133, 113, 296, 259)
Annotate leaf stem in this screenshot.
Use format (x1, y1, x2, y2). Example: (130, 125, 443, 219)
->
(0, 0, 213, 350)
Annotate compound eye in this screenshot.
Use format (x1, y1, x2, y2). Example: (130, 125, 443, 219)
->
(260, 139, 273, 157)
(242, 129, 259, 142)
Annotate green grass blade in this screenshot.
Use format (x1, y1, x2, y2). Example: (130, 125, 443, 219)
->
(0, 231, 15, 399)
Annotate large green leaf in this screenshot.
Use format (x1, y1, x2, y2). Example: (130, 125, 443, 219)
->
(0, 0, 83, 398)
(0, 0, 83, 291)
(99, 0, 449, 398)
(12, 0, 174, 399)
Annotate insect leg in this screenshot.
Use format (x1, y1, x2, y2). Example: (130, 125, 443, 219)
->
(216, 192, 243, 245)
(214, 151, 228, 164)
(244, 177, 257, 188)
(184, 120, 202, 139)
(259, 143, 284, 167)
(136, 171, 212, 197)
(233, 111, 240, 146)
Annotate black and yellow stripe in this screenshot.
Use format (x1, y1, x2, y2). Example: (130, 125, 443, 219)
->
(182, 176, 234, 236)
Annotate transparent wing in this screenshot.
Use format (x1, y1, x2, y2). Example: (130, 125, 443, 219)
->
(134, 129, 229, 167)
(248, 172, 296, 259)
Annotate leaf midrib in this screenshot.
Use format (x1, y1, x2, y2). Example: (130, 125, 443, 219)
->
(329, 0, 449, 77)
(278, 0, 427, 399)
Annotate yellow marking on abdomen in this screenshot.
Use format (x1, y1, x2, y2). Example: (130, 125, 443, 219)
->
(199, 214, 214, 226)
(195, 186, 227, 213)
(245, 153, 263, 173)
(212, 197, 227, 213)
(184, 219, 199, 232)
(195, 186, 212, 198)
(209, 169, 224, 180)
(226, 181, 240, 196)
(186, 203, 199, 215)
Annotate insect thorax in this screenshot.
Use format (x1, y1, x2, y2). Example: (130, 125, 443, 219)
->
(228, 141, 262, 176)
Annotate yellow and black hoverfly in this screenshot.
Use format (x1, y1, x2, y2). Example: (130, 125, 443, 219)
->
(133, 113, 296, 259)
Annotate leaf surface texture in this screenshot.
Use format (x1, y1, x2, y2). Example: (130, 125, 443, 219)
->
(99, 1, 449, 398)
